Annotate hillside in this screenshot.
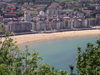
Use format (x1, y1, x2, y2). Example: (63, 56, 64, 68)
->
(11, 0, 78, 3)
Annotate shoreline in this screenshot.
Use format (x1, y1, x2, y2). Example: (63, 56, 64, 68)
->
(10, 29, 100, 45)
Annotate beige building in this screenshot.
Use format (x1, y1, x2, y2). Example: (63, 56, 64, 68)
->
(7, 21, 32, 33)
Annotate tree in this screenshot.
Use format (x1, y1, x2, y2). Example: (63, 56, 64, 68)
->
(76, 40, 100, 75)
(69, 65, 74, 75)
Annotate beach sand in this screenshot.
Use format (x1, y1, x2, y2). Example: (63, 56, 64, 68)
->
(10, 30, 100, 45)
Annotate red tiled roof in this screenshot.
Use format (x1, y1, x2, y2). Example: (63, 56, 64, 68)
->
(12, 18, 18, 21)
(10, 7, 16, 10)
(63, 16, 70, 19)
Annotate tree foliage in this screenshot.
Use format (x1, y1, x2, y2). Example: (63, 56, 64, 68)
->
(76, 39, 100, 75)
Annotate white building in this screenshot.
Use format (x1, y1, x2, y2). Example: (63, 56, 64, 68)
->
(39, 11, 45, 16)
(24, 11, 31, 22)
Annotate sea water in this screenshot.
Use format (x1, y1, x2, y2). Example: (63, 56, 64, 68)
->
(19, 36, 100, 73)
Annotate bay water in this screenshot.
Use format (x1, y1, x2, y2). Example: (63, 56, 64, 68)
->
(19, 36, 100, 73)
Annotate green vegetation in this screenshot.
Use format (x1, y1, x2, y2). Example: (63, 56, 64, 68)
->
(0, 24, 100, 75)
(31, 5, 37, 8)
(76, 40, 100, 75)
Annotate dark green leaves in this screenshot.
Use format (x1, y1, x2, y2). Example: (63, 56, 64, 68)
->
(76, 38, 100, 75)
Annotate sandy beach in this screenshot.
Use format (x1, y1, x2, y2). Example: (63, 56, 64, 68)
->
(10, 30, 100, 45)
